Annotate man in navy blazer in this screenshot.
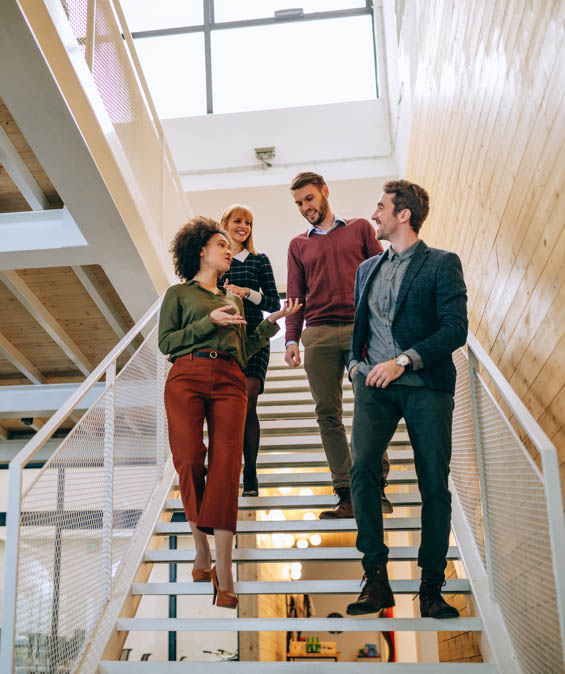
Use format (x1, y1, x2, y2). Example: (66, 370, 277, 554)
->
(346, 180, 468, 620)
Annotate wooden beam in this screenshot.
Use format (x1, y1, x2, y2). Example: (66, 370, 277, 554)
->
(30, 418, 43, 432)
(0, 330, 45, 384)
(0, 425, 7, 441)
(72, 266, 136, 357)
(0, 124, 50, 210)
(0, 270, 93, 376)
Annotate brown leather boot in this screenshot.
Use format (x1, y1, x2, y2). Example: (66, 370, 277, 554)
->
(319, 487, 354, 519)
(346, 564, 395, 615)
(417, 578, 459, 618)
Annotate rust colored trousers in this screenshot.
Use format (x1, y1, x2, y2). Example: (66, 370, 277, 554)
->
(164, 354, 247, 534)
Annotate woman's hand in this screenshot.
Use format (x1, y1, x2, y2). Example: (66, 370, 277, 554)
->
(209, 305, 247, 326)
(223, 278, 248, 299)
(267, 298, 303, 323)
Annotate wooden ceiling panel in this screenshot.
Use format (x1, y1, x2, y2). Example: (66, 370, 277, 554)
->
(0, 278, 76, 376)
(16, 267, 135, 370)
(0, 98, 63, 210)
(0, 352, 25, 378)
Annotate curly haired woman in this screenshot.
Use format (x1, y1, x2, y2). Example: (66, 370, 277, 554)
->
(158, 217, 300, 609)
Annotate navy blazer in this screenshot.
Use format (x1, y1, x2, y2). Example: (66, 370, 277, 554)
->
(349, 240, 468, 394)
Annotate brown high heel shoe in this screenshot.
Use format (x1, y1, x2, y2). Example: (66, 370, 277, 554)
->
(192, 567, 212, 582)
(211, 566, 238, 609)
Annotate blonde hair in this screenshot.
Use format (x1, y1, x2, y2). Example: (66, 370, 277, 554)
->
(220, 204, 258, 255)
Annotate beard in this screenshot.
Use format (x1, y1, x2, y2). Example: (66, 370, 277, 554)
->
(310, 194, 329, 226)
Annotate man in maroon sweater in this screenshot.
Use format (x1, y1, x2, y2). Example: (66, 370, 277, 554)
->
(285, 172, 391, 518)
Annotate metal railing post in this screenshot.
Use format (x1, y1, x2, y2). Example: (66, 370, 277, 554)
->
(0, 464, 24, 674)
(102, 361, 116, 600)
(467, 348, 496, 600)
(156, 355, 166, 478)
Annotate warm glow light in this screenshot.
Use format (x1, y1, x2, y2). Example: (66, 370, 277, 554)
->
(283, 534, 296, 548)
(302, 512, 316, 521)
(269, 510, 286, 521)
(272, 534, 285, 548)
(309, 534, 322, 546)
(278, 486, 292, 495)
(297, 539, 309, 549)
(299, 488, 314, 496)
(290, 562, 302, 580)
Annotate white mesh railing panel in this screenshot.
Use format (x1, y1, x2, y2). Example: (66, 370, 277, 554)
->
(452, 349, 486, 565)
(476, 379, 564, 674)
(12, 327, 170, 673)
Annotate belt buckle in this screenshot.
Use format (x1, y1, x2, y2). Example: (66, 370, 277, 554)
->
(209, 350, 218, 359)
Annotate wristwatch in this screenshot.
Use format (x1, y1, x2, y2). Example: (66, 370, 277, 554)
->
(396, 354, 413, 369)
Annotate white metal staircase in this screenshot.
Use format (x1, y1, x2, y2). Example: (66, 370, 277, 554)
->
(1, 305, 564, 673)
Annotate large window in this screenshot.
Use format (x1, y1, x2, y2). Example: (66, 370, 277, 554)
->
(122, 1, 377, 119)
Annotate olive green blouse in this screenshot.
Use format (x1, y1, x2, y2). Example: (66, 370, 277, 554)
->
(158, 280, 279, 371)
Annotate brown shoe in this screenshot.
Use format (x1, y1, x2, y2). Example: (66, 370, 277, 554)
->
(346, 564, 395, 615)
(319, 487, 354, 519)
(417, 578, 459, 618)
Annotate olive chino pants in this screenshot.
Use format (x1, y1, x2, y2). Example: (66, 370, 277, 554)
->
(302, 323, 390, 490)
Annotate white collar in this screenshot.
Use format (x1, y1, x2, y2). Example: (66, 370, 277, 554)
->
(233, 248, 250, 262)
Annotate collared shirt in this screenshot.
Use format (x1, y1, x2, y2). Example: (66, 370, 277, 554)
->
(356, 240, 424, 386)
(158, 280, 279, 370)
(307, 216, 346, 237)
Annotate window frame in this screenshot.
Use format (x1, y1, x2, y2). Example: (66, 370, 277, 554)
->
(130, 0, 377, 114)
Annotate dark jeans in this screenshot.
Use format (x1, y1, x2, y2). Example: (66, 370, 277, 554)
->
(350, 371, 454, 579)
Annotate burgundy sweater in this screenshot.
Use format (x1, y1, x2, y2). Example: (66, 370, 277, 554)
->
(285, 218, 383, 344)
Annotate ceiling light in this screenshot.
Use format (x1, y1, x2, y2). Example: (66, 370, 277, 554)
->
(299, 488, 314, 496)
(302, 512, 316, 521)
(309, 534, 322, 546)
(297, 539, 309, 549)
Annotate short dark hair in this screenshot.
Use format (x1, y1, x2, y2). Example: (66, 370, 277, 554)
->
(169, 216, 227, 281)
(290, 171, 327, 192)
(383, 179, 430, 233)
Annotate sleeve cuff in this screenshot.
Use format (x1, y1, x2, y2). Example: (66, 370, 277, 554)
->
(192, 315, 215, 338)
(286, 340, 299, 347)
(258, 319, 280, 337)
(247, 288, 263, 305)
(347, 359, 359, 380)
(404, 348, 423, 371)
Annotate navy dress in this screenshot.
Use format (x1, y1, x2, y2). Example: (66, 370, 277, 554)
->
(220, 251, 280, 390)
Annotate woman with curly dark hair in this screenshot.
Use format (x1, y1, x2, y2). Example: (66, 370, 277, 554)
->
(220, 204, 280, 497)
(158, 217, 300, 609)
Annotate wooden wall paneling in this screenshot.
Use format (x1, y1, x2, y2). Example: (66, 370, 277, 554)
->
(448, 0, 525, 262)
(470, 17, 563, 338)
(476, 127, 564, 353)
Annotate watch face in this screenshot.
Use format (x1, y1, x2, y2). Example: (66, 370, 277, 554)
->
(397, 355, 409, 367)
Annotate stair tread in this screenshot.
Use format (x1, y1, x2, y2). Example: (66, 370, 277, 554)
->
(145, 545, 459, 563)
(116, 617, 484, 632)
(166, 492, 421, 511)
(132, 579, 470, 595)
(156, 517, 421, 534)
(173, 470, 417, 488)
(257, 433, 409, 448)
(100, 664, 496, 673)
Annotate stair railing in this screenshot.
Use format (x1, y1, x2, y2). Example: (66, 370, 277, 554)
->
(0, 297, 174, 674)
(451, 332, 565, 674)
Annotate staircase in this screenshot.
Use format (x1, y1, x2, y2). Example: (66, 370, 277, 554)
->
(97, 350, 495, 672)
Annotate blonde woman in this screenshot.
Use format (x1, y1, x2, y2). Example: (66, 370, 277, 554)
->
(220, 205, 280, 496)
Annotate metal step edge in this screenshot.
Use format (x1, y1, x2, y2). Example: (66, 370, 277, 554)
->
(166, 492, 422, 511)
(257, 435, 410, 447)
(100, 663, 496, 673)
(258, 396, 354, 406)
(116, 617, 484, 632)
(173, 471, 418, 488)
(155, 517, 421, 535)
(132, 579, 470, 596)
(145, 545, 459, 563)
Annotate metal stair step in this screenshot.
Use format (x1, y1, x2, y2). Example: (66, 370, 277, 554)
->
(258, 407, 352, 420)
(116, 617, 484, 632)
(145, 545, 459, 564)
(173, 470, 417, 489)
(257, 433, 409, 449)
(100, 663, 497, 673)
(132, 579, 470, 595)
(259, 391, 353, 403)
(166, 491, 421, 512)
(155, 517, 421, 535)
